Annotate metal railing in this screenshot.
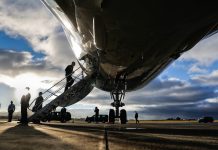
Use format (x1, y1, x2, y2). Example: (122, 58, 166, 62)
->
(28, 66, 84, 111)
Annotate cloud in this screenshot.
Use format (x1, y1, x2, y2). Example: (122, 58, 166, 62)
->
(206, 98, 218, 103)
(0, 0, 76, 69)
(0, 49, 73, 111)
(0, 83, 16, 111)
(180, 33, 218, 66)
(0, 50, 62, 77)
(138, 102, 218, 119)
(126, 79, 217, 106)
(188, 64, 208, 74)
(0, 0, 78, 104)
(0, 0, 58, 41)
(78, 75, 218, 119)
(191, 70, 218, 86)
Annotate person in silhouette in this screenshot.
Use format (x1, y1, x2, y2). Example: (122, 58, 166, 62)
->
(20, 87, 31, 125)
(135, 111, 139, 124)
(64, 61, 75, 92)
(60, 107, 67, 123)
(8, 101, 15, 122)
(94, 107, 99, 123)
(33, 92, 43, 112)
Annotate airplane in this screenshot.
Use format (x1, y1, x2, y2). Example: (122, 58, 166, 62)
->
(29, 0, 218, 124)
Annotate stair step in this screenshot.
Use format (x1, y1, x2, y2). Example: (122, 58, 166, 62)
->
(28, 75, 94, 122)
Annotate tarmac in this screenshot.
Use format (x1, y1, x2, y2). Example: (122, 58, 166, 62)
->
(0, 120, 218, 150)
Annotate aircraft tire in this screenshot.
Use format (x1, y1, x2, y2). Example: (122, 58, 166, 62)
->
(120, 109, 127, 124)
(109, 109, 115, 123)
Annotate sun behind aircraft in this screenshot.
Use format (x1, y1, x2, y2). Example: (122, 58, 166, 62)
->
(30, 0, 218, 123)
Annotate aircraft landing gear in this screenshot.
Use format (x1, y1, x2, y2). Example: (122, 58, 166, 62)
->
(109, 90, 127, 124)
(109, 109, 127, 124)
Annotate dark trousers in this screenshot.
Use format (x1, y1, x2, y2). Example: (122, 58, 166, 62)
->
(21, 105, 28, 124)
(95, 114, 99, 123)
(61, 113, 66, 123)
(135, 118, 139, 124)
(64, 76, 74, 92)
(33, 104, 42, 112)
(8, 111, 13, 122)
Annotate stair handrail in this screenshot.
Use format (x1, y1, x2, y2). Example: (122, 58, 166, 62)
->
(29, 70, 85, 111)
(28, 66, 83, 109)
(42, 71, 84, 101)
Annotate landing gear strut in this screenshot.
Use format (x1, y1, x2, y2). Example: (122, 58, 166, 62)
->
(109, 74, 127, 124)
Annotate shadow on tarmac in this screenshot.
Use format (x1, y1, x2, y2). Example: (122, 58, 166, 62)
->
(0, 124, 77, 150)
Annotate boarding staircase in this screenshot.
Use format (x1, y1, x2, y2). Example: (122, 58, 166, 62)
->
(28, 66, 94, 123)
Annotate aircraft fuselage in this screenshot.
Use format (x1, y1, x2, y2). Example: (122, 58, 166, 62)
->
(42, 0, 218, 92)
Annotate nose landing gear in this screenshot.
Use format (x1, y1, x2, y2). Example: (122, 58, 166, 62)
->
(109, 75, 127, 124)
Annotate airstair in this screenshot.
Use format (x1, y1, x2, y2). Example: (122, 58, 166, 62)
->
(28, 67, 94, 123)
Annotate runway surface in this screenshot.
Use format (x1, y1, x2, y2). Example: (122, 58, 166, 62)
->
(0, 120, 218, 150)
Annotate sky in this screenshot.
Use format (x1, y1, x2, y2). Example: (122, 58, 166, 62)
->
(0, 0, 218, 119)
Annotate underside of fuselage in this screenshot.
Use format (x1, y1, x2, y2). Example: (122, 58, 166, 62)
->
(43, 0, 218, 92)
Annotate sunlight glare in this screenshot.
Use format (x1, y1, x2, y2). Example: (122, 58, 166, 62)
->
(0, 73, 57, 102)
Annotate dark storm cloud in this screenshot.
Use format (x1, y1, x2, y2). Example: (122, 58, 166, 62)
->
(83, 78, 188, 105)
(0, 50, 62, 77)
(84, 79, 188, 105)
(126, 85, 217, 105)
(82, 76, 218, 119)
(190, 71, 218, 86)
(0, 50, 29, 66)
(84, 77, 218, 106)
(130, 76, 218, 119)
(138, 102, 218, 119)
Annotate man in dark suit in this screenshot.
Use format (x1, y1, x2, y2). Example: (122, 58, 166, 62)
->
(64, 61, 75, 92)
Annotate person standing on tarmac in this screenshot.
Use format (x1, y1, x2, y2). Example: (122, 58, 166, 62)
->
(94, 107, 99, 123)
(64, 61, 75, 92)
(8, 101, 15, 122)
(33, 92, 43, 112)
(60, 107, 67, 123)
(19, 87, 31, 125)
(135, 111, 139, 124)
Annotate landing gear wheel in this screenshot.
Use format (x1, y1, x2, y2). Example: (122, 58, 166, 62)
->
(120, 109, 127, 124)
(109, 109, 115, 124)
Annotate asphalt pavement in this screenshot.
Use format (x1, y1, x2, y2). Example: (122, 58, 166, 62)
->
(0, 120, 218, 150)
